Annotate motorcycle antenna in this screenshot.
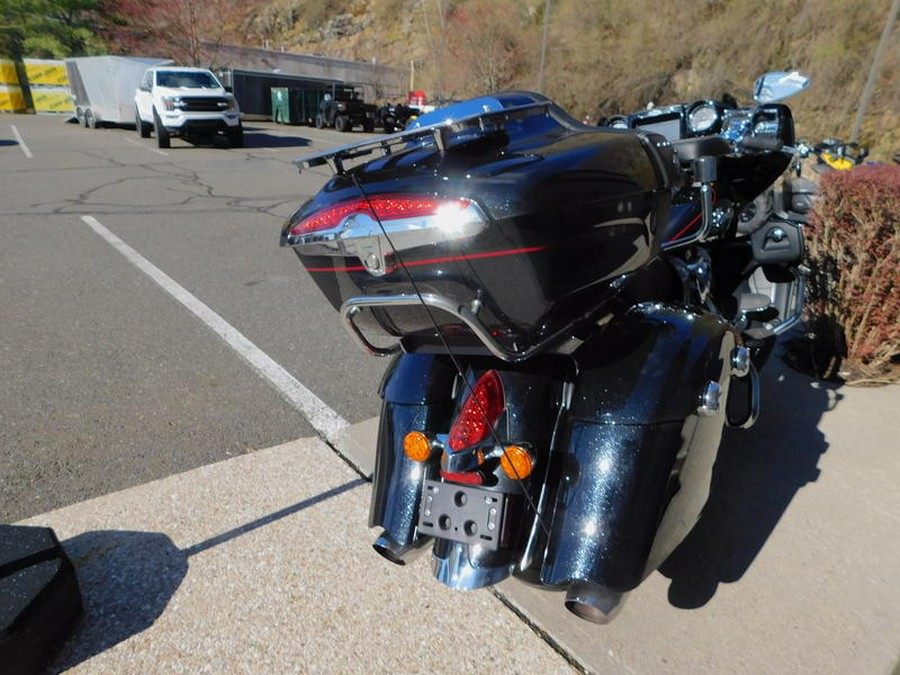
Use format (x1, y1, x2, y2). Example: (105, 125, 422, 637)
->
(349, 172, 553, 538)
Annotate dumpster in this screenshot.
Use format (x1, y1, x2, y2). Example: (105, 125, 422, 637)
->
(271, 86, 329, 125)
(271, 87, 291, 124)
(294, 89, 327, 126)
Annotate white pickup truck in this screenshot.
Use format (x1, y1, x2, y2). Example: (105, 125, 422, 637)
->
(134, 66, 243, 148)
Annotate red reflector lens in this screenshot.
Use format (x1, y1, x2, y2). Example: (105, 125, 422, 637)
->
(289, 195, 472, 237)
(448, 370, 504, 452)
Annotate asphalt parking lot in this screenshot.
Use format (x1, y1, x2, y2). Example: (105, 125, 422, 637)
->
(4, 115, 900, 673)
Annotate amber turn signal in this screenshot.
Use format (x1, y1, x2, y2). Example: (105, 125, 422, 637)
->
(403, 432, 432, 462)
(500, 445, 534, 479)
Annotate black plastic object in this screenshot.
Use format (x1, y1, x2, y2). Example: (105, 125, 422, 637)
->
(751, 219, 804, 264)
(0, 525, 83, 675)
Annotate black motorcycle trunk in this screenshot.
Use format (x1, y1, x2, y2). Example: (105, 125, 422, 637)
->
(288, 126, 675, 357)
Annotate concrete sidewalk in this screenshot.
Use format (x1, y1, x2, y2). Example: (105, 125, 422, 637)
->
(23, 361, 900, 673)
(25, 438, 573, 673)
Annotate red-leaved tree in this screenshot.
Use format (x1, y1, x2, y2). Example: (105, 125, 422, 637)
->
(441, 0, 539, 97)
(101, 0, 244, 66)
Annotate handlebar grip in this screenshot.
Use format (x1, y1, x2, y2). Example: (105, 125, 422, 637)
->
(742, 136, 784, 151)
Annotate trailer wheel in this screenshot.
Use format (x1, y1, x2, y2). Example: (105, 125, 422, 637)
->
(335, 115, 349, 132)
(84, 108, 97, 129)
(135, 108, 151, 138)
(75, 107, 86, 127)
(153, 111, 171, 149)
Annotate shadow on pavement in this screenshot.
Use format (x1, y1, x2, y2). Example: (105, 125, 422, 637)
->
(659, 352, 842, 608)
(47, 478, 365, 671)
(46, 530, 186, 672)
(242, 127, 312, 149)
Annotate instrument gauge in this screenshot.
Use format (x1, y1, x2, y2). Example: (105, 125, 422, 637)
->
(688, 103, 720, 134)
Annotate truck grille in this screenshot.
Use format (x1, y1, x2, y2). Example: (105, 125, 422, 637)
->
(181, 97, 229, 112)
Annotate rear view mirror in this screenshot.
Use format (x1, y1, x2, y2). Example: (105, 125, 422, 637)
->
(753, 71, 811, 103)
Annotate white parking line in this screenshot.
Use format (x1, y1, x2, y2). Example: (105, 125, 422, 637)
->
(124, 136, 169, 156)
(11, 125, 33, 158)
(80, 214, 349, 444)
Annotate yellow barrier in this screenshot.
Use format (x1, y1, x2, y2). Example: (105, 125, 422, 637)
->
(24, 59, 70, 87)
(32, 87, 74, 113)
(0, 85, 26, 112)
(0, 59, 20, 86)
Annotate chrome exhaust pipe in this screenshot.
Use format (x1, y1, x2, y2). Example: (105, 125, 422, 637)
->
(564, 581, 627, 624)
(372, 531, 431, 566)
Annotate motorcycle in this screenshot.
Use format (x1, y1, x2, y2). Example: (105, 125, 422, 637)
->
(281, 71, 810, 623)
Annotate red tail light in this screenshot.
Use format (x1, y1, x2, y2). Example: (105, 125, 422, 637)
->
(289, 194, 474, 238)
(448, 370, 505, 452)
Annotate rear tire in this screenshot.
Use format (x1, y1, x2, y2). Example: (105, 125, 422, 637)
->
(153, 111, 171, 149)
(136, 108, 151, 138)
(315, 114, 326, 129)
(335, 115, 349, 132)
(84, 108, 97, 129)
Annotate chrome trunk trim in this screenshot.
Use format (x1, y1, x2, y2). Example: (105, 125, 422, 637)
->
(285, 202, 488, 276)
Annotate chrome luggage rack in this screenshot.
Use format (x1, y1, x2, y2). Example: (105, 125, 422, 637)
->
(341, 292, 597, 363)
(293, 100, 555, 176)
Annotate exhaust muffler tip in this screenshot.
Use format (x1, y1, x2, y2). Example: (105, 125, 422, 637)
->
(564, 581, 627, 624)
(372, 531, 431, 566)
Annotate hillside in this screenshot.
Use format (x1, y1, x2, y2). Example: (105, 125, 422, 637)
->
(4, 0, 895, 158)
(232, 0, 898, 160)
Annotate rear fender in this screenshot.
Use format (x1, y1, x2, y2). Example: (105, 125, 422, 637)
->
(430, 359, 570, 589)
(369, 354, 456, 545)
(540, 304, 736, 591)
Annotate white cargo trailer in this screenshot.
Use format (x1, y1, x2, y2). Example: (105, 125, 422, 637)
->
(65, 56, 172, 128)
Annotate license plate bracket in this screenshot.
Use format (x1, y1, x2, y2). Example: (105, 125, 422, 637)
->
(417, 479, 507, 551)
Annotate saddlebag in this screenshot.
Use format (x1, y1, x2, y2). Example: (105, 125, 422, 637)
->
(539, 303, 737, 592)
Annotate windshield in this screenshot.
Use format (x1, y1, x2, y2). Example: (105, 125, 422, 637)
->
(156, 70, 220, 89)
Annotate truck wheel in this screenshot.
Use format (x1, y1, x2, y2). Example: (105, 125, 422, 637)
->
(335, 115, 349, 132)
(228, 123, 244, 148)
(315, 114, 326, 129)
(135, 108, 151, 138)
(153, 111, 171, 149)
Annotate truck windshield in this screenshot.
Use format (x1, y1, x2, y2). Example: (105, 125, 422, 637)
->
(156, 71, 219, 89)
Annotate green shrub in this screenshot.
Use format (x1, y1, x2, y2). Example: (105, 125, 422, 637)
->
(805, 164, 900, 380)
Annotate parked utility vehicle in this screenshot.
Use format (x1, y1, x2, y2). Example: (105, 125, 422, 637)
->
(134, 66, 242, 148)
(314, 84, 376, 132)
